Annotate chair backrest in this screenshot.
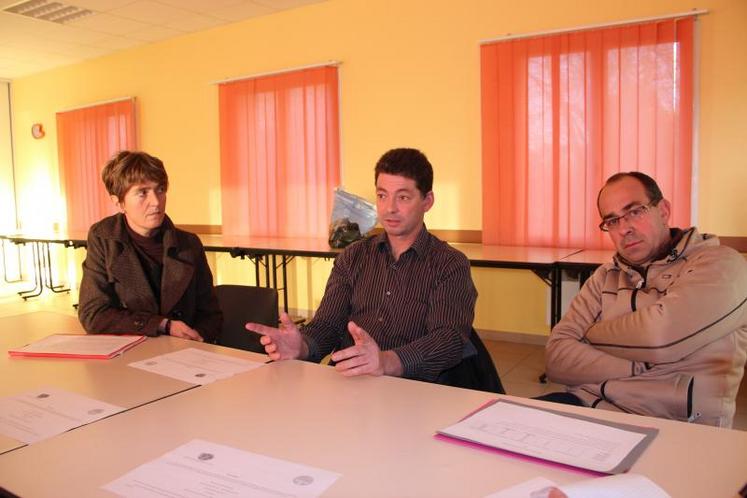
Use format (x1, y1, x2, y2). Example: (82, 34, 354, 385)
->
(435, 329, 505, 394)
(214, 284, 279, 353)
(468, 329, 506, 394)
(719, 236, 747, 254)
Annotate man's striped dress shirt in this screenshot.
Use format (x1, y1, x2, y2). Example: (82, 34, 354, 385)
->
(302, 226, 477, 381)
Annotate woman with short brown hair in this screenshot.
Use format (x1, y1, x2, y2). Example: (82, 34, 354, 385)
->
(78, 150, 221, 342)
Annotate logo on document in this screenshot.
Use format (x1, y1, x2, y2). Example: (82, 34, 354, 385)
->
(293, 476, 314, 486)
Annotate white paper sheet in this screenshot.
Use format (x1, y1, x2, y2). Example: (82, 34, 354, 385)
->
(128, 347, 264, 385)
(103, 439, 341, 498)
(439, 401, 647, 473)
(485, 474, 670, 498)
(485, 477, 557, 498)
(558, 473, 670, 498)
(0, 386, 124, 443)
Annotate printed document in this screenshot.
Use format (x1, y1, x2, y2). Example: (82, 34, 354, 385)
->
(103, 439, 341, 498)
(485, 473, 670, 498)
(128, 347, 264, 385)
(0, 386, 124, 443)
(439, 400, 657, 473)
(485, 477, 557, 498)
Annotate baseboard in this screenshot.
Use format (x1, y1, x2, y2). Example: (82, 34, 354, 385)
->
(475, 328, 548, 346)
(178, 224, 221, 234)
(284, 308, 313, 322)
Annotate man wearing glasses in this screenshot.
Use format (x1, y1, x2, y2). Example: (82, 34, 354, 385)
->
(543, 172, 747, 427)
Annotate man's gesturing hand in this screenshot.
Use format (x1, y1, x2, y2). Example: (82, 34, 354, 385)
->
(245, 312, 307, 361)
(330, 321, 403, 377)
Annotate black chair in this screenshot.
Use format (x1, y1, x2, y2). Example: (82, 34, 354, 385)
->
(435, 328, 506, 394)
(214, 284, 279, 353)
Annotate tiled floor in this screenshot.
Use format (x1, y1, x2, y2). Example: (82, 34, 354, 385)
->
(1, 281, 746, 430)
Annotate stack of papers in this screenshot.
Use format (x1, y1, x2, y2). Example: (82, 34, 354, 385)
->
(8, 334, 146, 359)
(438, 400, 658, 474)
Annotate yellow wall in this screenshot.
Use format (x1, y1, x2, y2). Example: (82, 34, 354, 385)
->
(8, 0, 747, 335)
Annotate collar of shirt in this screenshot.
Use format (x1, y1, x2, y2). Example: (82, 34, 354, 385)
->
(125, 220, 164, 265)
(375, 225, 431, 260)
(110, 212, 181, 255)
(616, 227, 689, 273)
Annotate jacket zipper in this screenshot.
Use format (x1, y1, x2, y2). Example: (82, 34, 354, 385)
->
(631, 267, 648, 311)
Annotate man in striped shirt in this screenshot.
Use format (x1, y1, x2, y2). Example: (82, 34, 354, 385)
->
(246, 148, 485, 385)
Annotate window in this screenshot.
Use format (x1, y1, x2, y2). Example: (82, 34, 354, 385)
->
(219, 65, 341, 238)
(481, 18, 694, 248)
(57, 98, 136, 232)
(0, 81, 14, 233)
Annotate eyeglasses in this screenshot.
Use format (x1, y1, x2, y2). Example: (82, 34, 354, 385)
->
(598, 201, 659, 232)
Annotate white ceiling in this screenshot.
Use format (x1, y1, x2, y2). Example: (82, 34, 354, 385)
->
(0, 0, 326, 80)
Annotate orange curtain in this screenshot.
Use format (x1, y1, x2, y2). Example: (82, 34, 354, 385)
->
(219, 66, 341, 238)
(481, 17, 694, 248)
(57, 99, 136, 233)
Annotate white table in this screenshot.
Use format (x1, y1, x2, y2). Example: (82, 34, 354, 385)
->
(0, 311, 267, 454)
(0, 359, 744, 497)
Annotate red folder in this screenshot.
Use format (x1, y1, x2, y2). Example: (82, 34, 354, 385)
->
(8, 334, 147, 359)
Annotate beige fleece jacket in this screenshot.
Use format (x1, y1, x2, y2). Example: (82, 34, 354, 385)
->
(546, 228, 747, 427)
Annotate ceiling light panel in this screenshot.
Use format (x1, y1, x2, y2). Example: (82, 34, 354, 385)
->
(3, 0, 93, 24)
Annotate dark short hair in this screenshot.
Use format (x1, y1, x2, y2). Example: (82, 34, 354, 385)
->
(597, 171, 664, 213)
(102, 151, 169, 201)
(374, 148, 433, 197)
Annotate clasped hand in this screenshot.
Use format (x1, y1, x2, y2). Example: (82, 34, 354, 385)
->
(168, 320, 204, 342)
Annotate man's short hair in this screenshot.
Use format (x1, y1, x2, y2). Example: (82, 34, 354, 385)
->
(374, 148, 433, 197)
(597, 171, 664, 212)
(102, 151, 169, 201)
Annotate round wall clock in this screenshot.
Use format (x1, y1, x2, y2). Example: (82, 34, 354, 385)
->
(31, 123, 45, 139)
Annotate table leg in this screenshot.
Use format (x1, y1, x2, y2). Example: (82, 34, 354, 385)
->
(269, 253, 291, 313)
(18, 242, 44, 299)
(538, 265, 563, 385)
(41, 242, 70, 293)
(271, 254, 277, 289)
(550, 265, 562, 328)
(283, 255, 290, 313)
(579, 269, 592, 287)
(254, 254, 260, 286)
(1, 239, 23, 283)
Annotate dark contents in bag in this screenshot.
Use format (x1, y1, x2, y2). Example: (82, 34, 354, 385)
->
(329, 218, 363, 248)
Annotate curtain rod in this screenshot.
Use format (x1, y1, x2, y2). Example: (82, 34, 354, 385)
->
(480, 9, 707, 44)
(210, 60, 341, 85)
(57, 96, 134, 114)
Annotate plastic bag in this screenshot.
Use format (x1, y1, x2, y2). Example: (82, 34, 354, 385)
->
(328, 188, 377, 248)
